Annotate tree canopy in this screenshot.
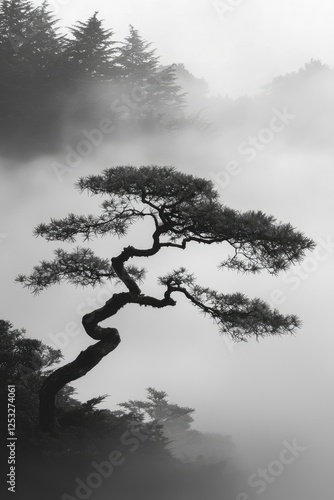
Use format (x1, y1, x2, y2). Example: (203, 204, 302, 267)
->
(17, 166, 315, 433)
(0, 319, 62, 438)
(115, 24, 159, 83)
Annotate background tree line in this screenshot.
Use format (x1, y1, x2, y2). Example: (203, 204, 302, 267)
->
(1, 1, 332, 163)
(0, 0, 187, 157)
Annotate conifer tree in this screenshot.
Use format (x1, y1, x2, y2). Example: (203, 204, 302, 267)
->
(17, 166, 315, 433)
(115, 24, 159, 84)
(0, 0, 33, 61)
(115, 26, 185, 125)
(66, 11, 117, 79)
(0, 319, 62, 438)
(145, 64, 186, 126)
(22, 1, 65, 78)
(119, 388, 195, 435)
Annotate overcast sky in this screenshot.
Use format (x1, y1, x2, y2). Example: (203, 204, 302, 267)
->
(1, 1, 334, 499)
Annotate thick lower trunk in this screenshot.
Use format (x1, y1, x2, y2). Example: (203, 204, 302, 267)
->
(39, 331, 120, 433)
(38, 289, 175, 434)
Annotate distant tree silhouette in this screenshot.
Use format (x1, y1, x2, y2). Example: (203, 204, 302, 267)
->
(0, 7, 188, 157)
(144, 64, 186, 127)
(119, 387, 236, 464)
(66, 11, 117, 80)
(114, 25, 185, 126)
(0, 0, 34, 60)
(0, 0, 36, 123)
(0, 0, 64, 75)
(115, 24, 158, 83)
(0, 0, 69, 155)
(264, 58, 331, 95)
(0, 319, 62, 438)
(173, 63, 208, 108)
(17, 166, 315, 433)
(119, 387, 195, 435)
(25, 1, 65, 77)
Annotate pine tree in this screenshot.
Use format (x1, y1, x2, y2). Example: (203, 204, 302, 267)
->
(17, 166, 315, 433)
(115, 24, 159, 84)
(0, 0, 33, 61)
(0, 319, 62, 439)
(0, 0, 35, 152)
(119, 388, 195, 435)
(115, 26, 185, 126)
(0, 0, 35, 95)
(145, 64, 186, 126)
(66, 11, 117, 79)
(22, 1, 65, 79)
(0, 0, 65, 74)
(149, 64, 185, 106)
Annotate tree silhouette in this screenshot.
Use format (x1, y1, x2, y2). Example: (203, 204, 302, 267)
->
(118, 388, 234, 464)
(0, 0, 64, 74)
(24, 1, 65, 78)
(0, 0, 68, 154)
(119, 387, 195, 435)
(0, 319, 62, 438)
(66, 11, 117, 80)
(115, 24, 158, 83)
(115, 26, 185, 125)
(17, 166, 315, 433)
(0, 0, 34, 58)
(144, 64, 186, 127)
(0, 7, 190, 157)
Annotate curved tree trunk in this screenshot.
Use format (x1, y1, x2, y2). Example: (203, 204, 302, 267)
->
(38, 291, 129, 433)
(39, 286, 175, 434)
